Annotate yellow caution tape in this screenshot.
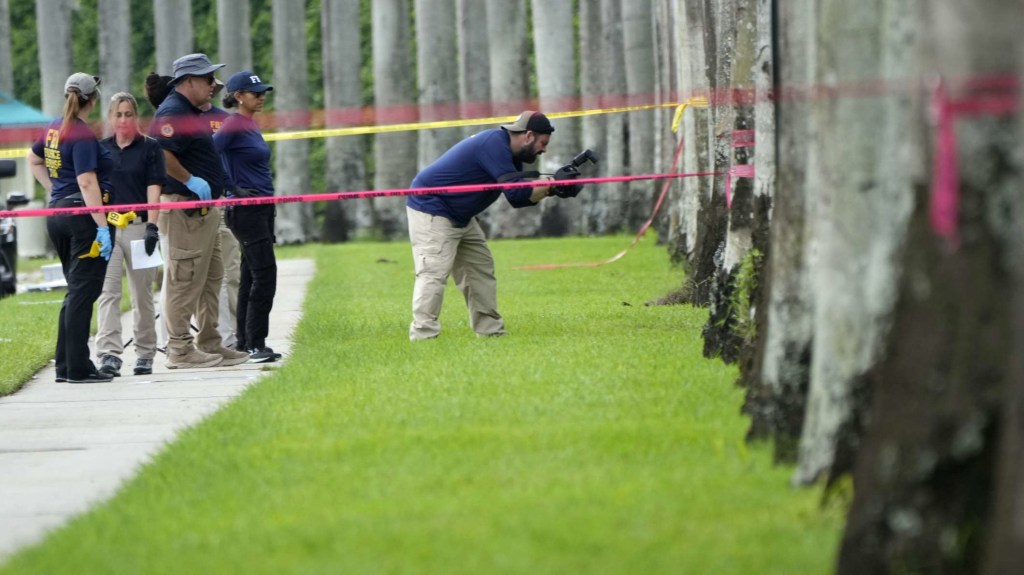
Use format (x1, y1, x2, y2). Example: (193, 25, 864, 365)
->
(1, 98, 712, 156)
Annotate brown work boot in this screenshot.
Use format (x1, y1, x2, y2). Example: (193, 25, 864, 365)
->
(202, 346, 250, 367)
(166, 348, 223, 370)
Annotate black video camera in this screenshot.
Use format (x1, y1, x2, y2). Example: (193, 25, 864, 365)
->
(551, 149, 599, 198)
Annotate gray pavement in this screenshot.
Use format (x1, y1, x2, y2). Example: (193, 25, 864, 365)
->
(0, 258, 315, 560)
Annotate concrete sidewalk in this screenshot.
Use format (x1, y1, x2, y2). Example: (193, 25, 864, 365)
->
(0, 258, 315, 560)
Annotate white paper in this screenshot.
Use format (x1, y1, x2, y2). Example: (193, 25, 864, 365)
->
(130, 239, 164, 270)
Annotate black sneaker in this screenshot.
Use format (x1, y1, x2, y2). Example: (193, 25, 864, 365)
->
(98, 354, 122, 377)
(248, 347, 279, 363)
(68, 370, 115, 384)
(55, 373, 67, 383)
(134, 358, 154, 375)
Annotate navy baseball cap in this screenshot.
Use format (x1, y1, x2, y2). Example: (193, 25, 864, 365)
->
(226, 71, 274, 94)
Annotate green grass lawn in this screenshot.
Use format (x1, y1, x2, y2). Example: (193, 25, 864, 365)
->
(0, 236, 842, 574)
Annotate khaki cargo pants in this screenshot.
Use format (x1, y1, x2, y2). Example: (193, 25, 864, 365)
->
(407, 206, 505, 340)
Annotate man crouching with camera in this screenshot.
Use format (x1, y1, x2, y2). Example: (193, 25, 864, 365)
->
(406, 111, 586, 341)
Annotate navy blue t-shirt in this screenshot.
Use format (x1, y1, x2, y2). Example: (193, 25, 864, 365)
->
(32, 118, 113, 203)
(100, 135, 166, 210)
(213, 113, 274, 197)
(202, 105, 235, 189)
(149, 91, 226, 199)
(406, 129, 536, 227)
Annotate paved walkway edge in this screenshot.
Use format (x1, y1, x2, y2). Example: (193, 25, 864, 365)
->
(0, 258, 315, 560)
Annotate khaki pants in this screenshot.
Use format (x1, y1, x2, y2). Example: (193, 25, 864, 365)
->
(95, 220, 157, 360)
(159, 196, 224, 355)
(218, 209, 240, 347)
(407, 206, 505, 340)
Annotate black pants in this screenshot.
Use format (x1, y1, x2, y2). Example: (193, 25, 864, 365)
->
(227, 204, 277, 350)
(47, 199, 111, 379)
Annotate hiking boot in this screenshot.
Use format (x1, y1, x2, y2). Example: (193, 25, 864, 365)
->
(201, 346, 249, 367)
(98, 354, 122, 377)
(68, 370, 115, 384)
(166, 348, 222, 370)
(248, 346, 279, 363)
(134, 358, 154, 375)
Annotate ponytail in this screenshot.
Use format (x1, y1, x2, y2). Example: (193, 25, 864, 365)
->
(60, 90, 85, 138)
(222, 92, 240, 109)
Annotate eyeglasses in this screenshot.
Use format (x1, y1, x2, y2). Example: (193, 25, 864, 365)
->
(191, 74, 216, 85)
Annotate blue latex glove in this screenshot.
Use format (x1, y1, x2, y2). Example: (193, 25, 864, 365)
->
(95, 226, 112, 261)
(184, 175, 212, 201)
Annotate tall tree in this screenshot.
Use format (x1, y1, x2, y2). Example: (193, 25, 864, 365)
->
(272, 0, 313, 243)
(794, 0, 915, 486)
(531, 0, 580, 236)
(153, 0, 192, 75)
(483, 0, 538, 238)
(414, 0, 460, 169)
(97, 0, 131, 101)
(372, 0, 417, 238)
(742, 0, 816, 461)
(0, 0, 13, 93)
(35, 0, 72, 117)
(651, 0, 677, 226)
(578, 0, 607, 234)
(621, 0, 657, 230)
(217, 0, 252, 74)
(587, 0, 628, 235)
(321, 0, 367, 241)
(456, 0, 490, 137)
(838, 0, 1023, 569)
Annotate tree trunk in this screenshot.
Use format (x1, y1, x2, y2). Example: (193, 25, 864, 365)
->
(482, 0, 538, 238)
(794, 0, 916, 486)
(838, 0, 1023, 570)
(36, 0, 72, 118)
(415, 0, 461, 169)
(153, 0, 192, 76)
(982, 37, 1024, 575)
(372, 0, 417, 239)
(621, 0, 657, 230)
(666, 0, 711, 266)
(702, 0, 756, 364)
(0, 0, 15, 93)
(531, 0, 580, 236)
(217, 0, 252, 73)
(586, 0, 628, 235)
(651, 0, 678, 241)
(272, 0, 312, 244)
(97, 0, 131, 103)
(321, 0, 367, 242)
(456, 0, 490, 137)
(742, 0, 815, 462)
(579, 0, 607, 235)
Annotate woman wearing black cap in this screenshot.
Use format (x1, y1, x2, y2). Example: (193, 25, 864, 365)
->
(214, 71, 280, 363)
(26, 73, 115, 383)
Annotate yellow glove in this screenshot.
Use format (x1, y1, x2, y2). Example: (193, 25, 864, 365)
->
(106, 211, 137, 229)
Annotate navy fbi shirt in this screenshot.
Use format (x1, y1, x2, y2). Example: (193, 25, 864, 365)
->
(100, 134, 166, 220)
(32, 118, 113, 203)
(406, 129, 536, 227)
(149, 90, 226, 199)
(214, 113, 274, 197)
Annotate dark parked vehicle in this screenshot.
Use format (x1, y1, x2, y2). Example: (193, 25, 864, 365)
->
(1, 159, 30, 297)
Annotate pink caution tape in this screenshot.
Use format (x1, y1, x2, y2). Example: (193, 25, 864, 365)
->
(0, 172, 721, 220)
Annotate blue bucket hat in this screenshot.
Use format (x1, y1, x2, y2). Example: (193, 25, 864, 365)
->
(169, 53, 226, 85)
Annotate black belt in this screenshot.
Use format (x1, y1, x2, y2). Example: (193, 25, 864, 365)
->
(50, 190, 112, 209)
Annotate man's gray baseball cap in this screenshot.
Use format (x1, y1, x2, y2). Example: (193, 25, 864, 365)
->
(169, 53, 226, 85)
(500, 111, 555, 134)
(64, 73, 101, 97)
